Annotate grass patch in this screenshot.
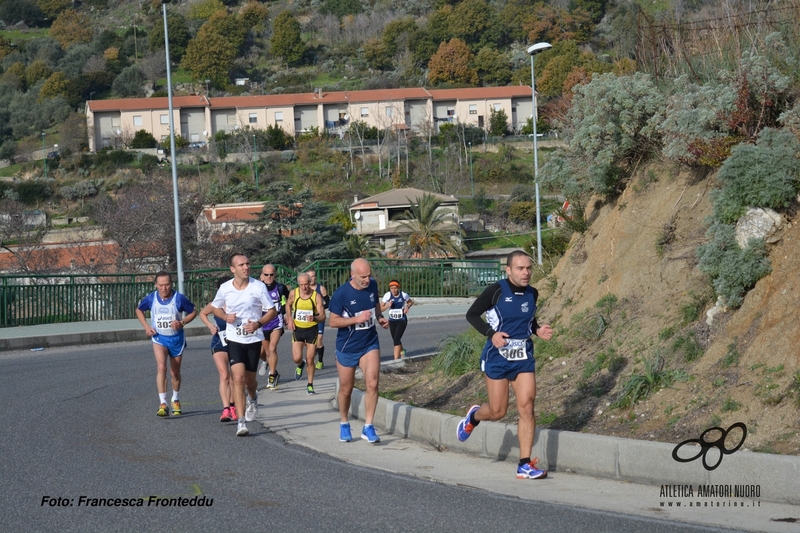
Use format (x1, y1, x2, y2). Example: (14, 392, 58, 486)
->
(538, 412, 558, 425)
(793, 372, 800, 408)
(612, 353, 687, 408)
(721, 342, 740, 368)
(721, 398, 741, 412)
(671, 332, 703, 362)
(680, 291, 709, 325)
(429, 329, 483, 377)
(582, 347, 625, 378)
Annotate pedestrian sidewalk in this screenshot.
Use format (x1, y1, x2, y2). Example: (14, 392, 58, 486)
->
(263, 361, 800, 533)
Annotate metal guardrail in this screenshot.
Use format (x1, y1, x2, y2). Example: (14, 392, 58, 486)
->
(0, 260, 502, 327)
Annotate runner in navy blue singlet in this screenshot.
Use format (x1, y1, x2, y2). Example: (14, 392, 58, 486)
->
(457, 251, 554, 480)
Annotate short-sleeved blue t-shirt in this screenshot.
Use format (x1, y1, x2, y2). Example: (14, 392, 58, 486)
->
(329, 278, 380, 354)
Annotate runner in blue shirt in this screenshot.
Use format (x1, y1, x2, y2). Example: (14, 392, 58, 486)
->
(457, 251, 553, 480)
(135, 271, 197, 417)
(328, 258, 388, 444)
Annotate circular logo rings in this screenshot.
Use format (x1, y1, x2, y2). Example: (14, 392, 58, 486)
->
(671, 422, 747, 471)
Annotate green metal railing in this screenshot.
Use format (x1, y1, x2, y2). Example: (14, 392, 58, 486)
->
(0, 259, 502, 327)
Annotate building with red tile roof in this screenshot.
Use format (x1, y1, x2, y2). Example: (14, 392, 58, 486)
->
(86, 86, 537, 151)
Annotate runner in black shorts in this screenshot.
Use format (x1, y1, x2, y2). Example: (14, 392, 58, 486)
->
(381, 280, 413, 360)
(285, 272, 325, 394)
(211, 253, 278, 437)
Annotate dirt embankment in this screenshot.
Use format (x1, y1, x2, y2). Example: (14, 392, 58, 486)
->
(537, 167, 800, 454)
(378, 166, 800, 454)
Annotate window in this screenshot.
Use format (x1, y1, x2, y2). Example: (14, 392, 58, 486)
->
(275, 112, 283, 122)
(493, 103, 502, 112)
(133, 115, 143, 126)
(249, 113, 257, 124)
(446, 108, 455, 116)
(469, 105, 477, 115)
(111, 117, 121, 127)
(386, 107, 393, 117)
(160, 114, 169, 124)
(360, 107, 369, 117)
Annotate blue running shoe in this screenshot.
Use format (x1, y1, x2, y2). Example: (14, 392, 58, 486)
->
(339, 423, 353, 443)
(457, 405, 480, 442)
(361, 424, 381, 443)
(517, 458, 547, 479)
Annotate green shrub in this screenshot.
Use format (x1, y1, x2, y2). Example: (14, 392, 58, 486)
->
(430, 329, 483, 377)
(130, 130, 158, 149)
(697, 223, 771, 307)
(711, 128, 800, 224)
(564, 72, 664, 195)
(16, 179, 52, 204)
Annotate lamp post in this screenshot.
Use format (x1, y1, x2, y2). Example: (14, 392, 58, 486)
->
(468, 141, 474, 197)
(528, 41, 551, 266)
(252, 134, 259, 188)
(42, 132, 46, 179)
(162, 0, 185, 293)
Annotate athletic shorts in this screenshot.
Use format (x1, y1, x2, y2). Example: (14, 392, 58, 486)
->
(292, 326, 318, 345)
(317, 321, 325, 335)
(210, 334, 228, 355)
(480, 341, 536, 381)
(153, 332, 186, 358)
(335, 341, 380, 368)
(227, 340, 261, 373)
(263, 326, 284, 338)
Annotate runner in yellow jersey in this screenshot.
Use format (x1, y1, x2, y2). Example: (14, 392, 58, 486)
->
(285, 272, 326, 394)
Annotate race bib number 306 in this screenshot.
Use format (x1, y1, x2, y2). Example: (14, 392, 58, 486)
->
(498, 339, 529, 361)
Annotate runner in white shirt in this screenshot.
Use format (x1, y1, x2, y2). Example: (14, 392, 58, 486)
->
(211, 253, 278, 436)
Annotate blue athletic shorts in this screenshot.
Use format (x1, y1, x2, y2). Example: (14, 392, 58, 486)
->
(210, 335, 228, 355)
(317, 321, 325, 335)
(335, 341, 380, 368)
(480, 342, 535, 380)
(153, 332, 186, 358)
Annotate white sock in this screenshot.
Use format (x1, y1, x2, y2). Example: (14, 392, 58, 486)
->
(172, 391, 179, 401)
(159, 393, 167, 404)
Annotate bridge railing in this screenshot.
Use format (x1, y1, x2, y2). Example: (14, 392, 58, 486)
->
(0, 259, 502, 327)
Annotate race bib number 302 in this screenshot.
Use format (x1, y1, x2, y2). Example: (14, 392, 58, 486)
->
(498, 339, 529, 361)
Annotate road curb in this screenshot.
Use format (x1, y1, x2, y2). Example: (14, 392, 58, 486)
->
(341, 384, 800, 505)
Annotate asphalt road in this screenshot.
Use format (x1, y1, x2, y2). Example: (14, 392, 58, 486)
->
(0, 317, 739, 532)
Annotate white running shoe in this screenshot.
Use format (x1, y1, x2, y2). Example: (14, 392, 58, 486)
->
(257, 360, 267, 376)
(236, 422, 249, 436)
(245, 394, 258, 422)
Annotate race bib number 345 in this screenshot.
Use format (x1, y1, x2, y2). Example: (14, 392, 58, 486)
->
(499, 339, 529, 361)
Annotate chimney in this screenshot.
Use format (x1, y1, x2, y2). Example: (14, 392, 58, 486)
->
(353, 195, 358, 204)
(212, 207, 217, 220)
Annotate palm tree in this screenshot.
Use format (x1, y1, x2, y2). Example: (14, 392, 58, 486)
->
(392, 193, 466, 259)
(343, 234, 384, 259)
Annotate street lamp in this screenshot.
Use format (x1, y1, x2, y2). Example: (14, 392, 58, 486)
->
(162, 0, 185, 293)
(252, 134, 259, 188)
(468, 141, 474, 197)
(528, 41, 551, 266)
(42, 132, 46, 180)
